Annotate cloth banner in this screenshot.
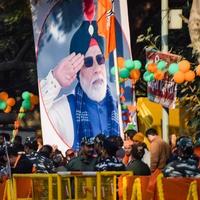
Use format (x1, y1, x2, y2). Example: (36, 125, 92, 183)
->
(146, 50, 181, 109)
(29, 0, 132, 152)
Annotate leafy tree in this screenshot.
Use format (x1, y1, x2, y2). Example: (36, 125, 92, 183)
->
(0, 0, 39, 126)
(127, 0, 200, 132)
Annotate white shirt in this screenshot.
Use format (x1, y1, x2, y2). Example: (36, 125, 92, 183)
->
(39, 71, 75, 153)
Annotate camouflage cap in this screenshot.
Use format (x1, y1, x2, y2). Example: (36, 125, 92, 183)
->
(81, 136, 94, 146)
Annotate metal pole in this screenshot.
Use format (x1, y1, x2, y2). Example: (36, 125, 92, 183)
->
(161, 0, 169, 143)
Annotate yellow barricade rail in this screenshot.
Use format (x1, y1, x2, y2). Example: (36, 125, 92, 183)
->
(2, 172, 200, 200)
(2, 171, 132, 200)
(57, 171, 133, 200)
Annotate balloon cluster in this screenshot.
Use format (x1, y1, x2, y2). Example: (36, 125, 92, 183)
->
(0, 91, 16, 113)
(169, 60, 195, 83)
(110, 57, 141, 127)
(144, 59, 199, 84)
(143, 60, 167, 82)
(18, 91, 39, 119)
(111, 57, 142, 84)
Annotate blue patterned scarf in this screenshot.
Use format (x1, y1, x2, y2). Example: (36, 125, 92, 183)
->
(75, 83, 119, 147)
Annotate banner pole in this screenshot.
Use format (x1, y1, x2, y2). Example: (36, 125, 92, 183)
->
(112, 2, 124, 139)
(161, 0, 169, 143)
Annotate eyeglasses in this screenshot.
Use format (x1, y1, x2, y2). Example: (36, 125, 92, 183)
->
(84, 54, 105, 68)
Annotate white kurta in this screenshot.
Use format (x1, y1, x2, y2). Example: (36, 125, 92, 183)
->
(39, 71, 75, 153)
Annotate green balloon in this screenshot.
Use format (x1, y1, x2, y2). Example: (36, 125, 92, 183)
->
(143, 71, 155, 82)
(121, 104, 127, 110)
(125, 59, 135, 70)
(157, 60, 167, 71)
(110, 66, 116, 76)
(22, 91, 31, 100)
(22, 100, 31, 110)
(168, 63, 179, 75)
(18, 113, 26, 119)
(0, 100, 7, 110)
(133, 60, 142, 69)
(119, 68, 130, 78)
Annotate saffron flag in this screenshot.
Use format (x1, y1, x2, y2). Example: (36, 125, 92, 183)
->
(97, 0, 116, 58)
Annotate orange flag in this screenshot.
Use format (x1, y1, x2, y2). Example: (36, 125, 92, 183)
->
(97, 0, 116, 58)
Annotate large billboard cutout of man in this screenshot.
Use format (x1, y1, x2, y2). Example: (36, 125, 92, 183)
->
(32, 0, 120, 150)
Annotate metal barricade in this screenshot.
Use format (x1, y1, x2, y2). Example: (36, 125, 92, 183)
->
(13, 174, 58, 200)
(10, 171, 133, 200)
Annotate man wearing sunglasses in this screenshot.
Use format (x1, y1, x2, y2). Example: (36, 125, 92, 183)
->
(40, 19, 119, 150)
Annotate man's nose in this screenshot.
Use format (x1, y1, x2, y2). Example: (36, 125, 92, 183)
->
(93, 62, 102, 73)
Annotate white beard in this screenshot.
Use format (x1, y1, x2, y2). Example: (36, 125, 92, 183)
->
(80, 74, 107, 102)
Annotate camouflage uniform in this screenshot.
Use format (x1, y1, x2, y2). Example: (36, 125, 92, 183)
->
(95, 156, 125, 171)
(163, 156, 200, 177)
(32, 153, 56, 173)
(163, 136, 200, 177)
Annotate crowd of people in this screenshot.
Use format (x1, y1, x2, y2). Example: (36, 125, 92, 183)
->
(1, 128, 200, 179)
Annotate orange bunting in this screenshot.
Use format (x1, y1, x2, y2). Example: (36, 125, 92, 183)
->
(0, 92, 8, 101)
(184, 70, 195, 82)
(196, 65, 200, 76)
(130, 69, 141, 80)
(178, 60, 190, 73)
(147, 63, 157, 73)
(173, 71, 185, 83)
(154, 70, 165, 80)
(127, 105, 137, 112)
(117, 57, 125, 69)
(7, 98, 16, 107)
(4, 105, 11, 113)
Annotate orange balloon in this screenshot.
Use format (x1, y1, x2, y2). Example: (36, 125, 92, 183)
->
(117, 57, 125, 69)
(196, 65, 200, 76)
(0, 92, 8, 101)
(173, 71, 185, 83)
(127, 105, 137, 112)
(154, 70, 165, 80)
(31, 95, 39, 105)
(147, 63, 157, 73)
(7, 98, 16, 107)
(178, 60, 190, 73)
(184, 70, 195, 82)
(130, 69, 141, 80)
(4, 105, 11, 113)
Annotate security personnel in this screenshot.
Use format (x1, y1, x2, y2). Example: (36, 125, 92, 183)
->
(66, 137, 96, 171)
